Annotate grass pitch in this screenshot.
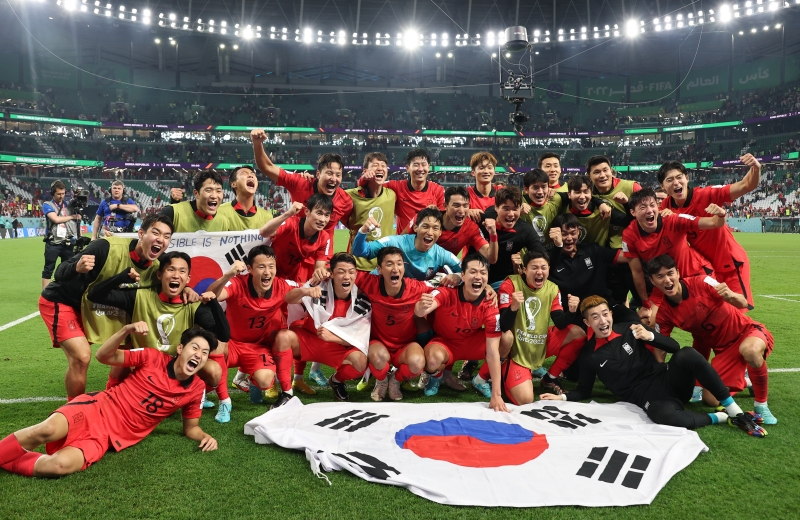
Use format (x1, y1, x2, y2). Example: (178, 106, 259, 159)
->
(0, 232, 799, 519)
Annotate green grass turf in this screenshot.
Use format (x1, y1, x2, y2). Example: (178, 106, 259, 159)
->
(1, 232, 799, 518)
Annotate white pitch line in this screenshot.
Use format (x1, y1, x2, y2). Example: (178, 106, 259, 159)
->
(0, 311, 40, 333)
(759, 295, 800, 303)
(769, 368, 800, 373)
(0, 396, 65, 404)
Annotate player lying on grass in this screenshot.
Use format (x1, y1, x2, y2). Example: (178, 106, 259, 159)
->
(541, 296, 767, 437)
(0, 324, 218, 478)
(477, 250, 586, 404)
(415, 252, 508, 412)
(646, 255, 777, 424)
(272, 253, 371, 406)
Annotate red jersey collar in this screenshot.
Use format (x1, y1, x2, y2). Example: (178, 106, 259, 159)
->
(190, 201, 214, 221)
(159, 292, 184, 304)
(592, 177, 621, 196)
(129, 245, 153, 268)
(232, 199, 257, 216)
(570, 206, 593, 216)
(594, 330, 622, 350)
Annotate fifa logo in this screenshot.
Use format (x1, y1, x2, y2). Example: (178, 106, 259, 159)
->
(156, 314, 176, 352)
(578, 225, 588, 243)
(531, 215, 547, 240)
(524, 296, 542, 331)
(367, 207, 383, 238)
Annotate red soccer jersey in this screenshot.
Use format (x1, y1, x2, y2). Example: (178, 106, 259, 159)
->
(356, 272, 434, 349)
(101, 348, 206, 451)
(467, 185, 499, 212)
(267, 216, 332, 283)
(498, 278, 563, 313)
(431, 285, 501, 343)
(276, 169, 353, 232)
(224, 274, 297, 343)
(384, 179, 445, 234)
(621, 214, 712, 278)
(437, 217, 488, 257)
(655, 276, 760, 350)
(661, 185, 746, 272)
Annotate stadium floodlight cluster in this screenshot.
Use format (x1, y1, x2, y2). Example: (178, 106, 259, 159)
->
(50, 0, 798, 47)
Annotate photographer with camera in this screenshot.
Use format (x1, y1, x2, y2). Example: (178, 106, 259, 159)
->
(42, 180, 82, 290)
(92, 180, 139, 239)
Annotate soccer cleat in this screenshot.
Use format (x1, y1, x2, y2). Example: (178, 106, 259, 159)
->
(357, 374, 371, 391)
(689, 386, 703, 403)
(471, 377, 492, 399)
(387, 371, 403, 401)
(424, 374, 443, 397)
(202, 398, 216, 409)
(753, 404, 777, 425)
(269, 392, 295, 410)
(265, 384, 279, 399)
(416, 372, 430, 390)
(728, 412, 768, 437)
(328, 376, 350, 402)
(214, 402, 231, 423)
(292, 378, 317, 395)
(531, 367, 548, 380)
(458, 361, 477, 381)
(249, 384, 264, 404)
(371, 376, 389, 402)
(309, 369, 329, 387)
(232, 372, 250, 392)
(442, 370, 467, 391)
(540, 374, 565, 395)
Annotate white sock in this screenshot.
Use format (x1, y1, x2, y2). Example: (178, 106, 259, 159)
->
(284, 388, 293, 396)
(711, 411, 728, 425)
(233, 370, 247, 382)
(720, 396, 744, 418)
(219, 397, 231, 406)
(310, 362, 322, 372)
(473, 374, 488, 385)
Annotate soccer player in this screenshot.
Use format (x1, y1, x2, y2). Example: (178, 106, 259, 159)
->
(541, 296, 767, 437)
(92, 180, 139, 240)
(0, 324, 218, 478)
(346, 152, 397, 272)
(216, 165, 274, 230)
(474, 251, 585, 404)
(251, 128, 352, 233)
(437, 186, 498, 264)
(351, 208, 462, 285)
(622, 188, 724, 322)
(359, 148, 445, 234)
(520, 169, 591, 251)
(355, 247, 436, 402)
(481, 187, 546, 289)
(259, 194, 332, 285)
(538, 152, 568, 192)
(654, 187, 668, 206)
(160, 171, 226, 232)
(466, 151, 501, 220)
(416, 252, 508, 412)
(658, 156, 761, 309)
(272, 253, 370, 404)
(39, 214, 175, 398)
(647, 255, 777, 424)
(207, 245, 298, 420)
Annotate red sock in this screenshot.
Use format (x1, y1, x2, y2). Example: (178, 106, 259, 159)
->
(272, 348, 294, 391)
(394, 364, 416, 383)
(749, 361, 769, 403)
(0, 434, 26, 466)
(549, 337, 586, 377)
(477, 361, 491, 381)
(333, 364, 364, 383)
(369, 362, 390, 381)
(295, 361, 308, 378)
(0, 451, 42, 477)
(105, 376, 122, 390)
(207, 354, 229, 401)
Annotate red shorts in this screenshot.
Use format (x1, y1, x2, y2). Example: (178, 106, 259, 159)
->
(718, 262, 754, 310)
(711, 323, 774, 392)
(227, 339, 275, 375)
(369, 339, 418, 367)
(502, 358, 532, 405)
(46, 393, 111, 470)
(294, 327, 359, 368)
(38, 296, 84, 347)
(430, 331, 497, 364)
(545, 325, 571, 356)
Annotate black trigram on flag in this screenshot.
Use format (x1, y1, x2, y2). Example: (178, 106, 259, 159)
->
(225, 244, 247, 265)
(576, 447, 651, 489)
(330, 451, 400, 481)
(521, 405, 601, 429)
(315, 410, 389, 432)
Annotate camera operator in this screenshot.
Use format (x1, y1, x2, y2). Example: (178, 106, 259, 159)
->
(42, 180, 82, 290)
(92, 180, 139, 239)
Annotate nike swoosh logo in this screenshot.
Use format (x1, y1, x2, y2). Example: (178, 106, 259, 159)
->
(557, 268, 565, 272)
(242, 304, 252, 309)
(147, 375, 155, 383)
(600, 360, 608, 367)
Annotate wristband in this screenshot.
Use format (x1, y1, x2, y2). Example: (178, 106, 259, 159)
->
(561, 394, 567, 401)
(489, 234, 498, 243)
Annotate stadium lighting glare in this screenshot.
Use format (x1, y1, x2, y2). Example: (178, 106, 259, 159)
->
(751, 27, 757, 32)
(447, 52, 453, 58)
(625, 19, 638, 37)
(143, 8, 150, 16)
(219, 44, 225, 49)
(491, 52, 497, 57)
(142, 17, 150, 24)
(719, 4, 733, 22)
(169, 39, 176, 45)
(435, 52, 441, 58)
(768, 1, 778, 9)
(405, 29, 419, 49)
(168, 13, 176, 21)
(154, 38, 160, 44)
(233, 44, 239, 50)
(119, 5, 124, 11)
(302, 27, 312, 43)
(243, 26, 254, 39)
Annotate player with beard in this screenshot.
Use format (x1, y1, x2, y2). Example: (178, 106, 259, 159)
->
(437, 186, 498, 264)
(252, 129, 352, 233)
(538, 152, 568, 192)
(39, 215, 188, 398)
(658, 156, 761, 310)
(466, 152, 502, 221)
(346, 152, 397, 272)
(417, 253, 507, 411)
(541, 296, 767, 437)
(206, 246, 299, 419)
(272, 253, 371, 404)
(647, 255, 777, 424)
(0, 325, 218, 478)
(160, 171, 226, 232)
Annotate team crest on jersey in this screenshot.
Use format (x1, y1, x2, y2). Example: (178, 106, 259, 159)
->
(622, 342, 633, 355)
(506, 241, 514, 251)
(470, 316, 480, 329)
(584, 257, 593, 268)
(578, 226, 587, 243)
(661, 236, 673, 249)
(425, 267, 435, 279)
(525, 296, 542, 330)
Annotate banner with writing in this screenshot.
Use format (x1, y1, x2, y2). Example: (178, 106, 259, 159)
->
(680, 65, 728, 99)
(580, 77, 628, 104)
(629, 73, 677, 103)
(732, 58, 781, 91)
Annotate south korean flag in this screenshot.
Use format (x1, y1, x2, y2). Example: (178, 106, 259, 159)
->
(245, 400, 708, 507)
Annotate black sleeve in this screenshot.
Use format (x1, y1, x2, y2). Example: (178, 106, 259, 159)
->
(643, 326, 680, 354)
(85, 270, 137, 315)
(499, 306, 518, 332)
(159, 205, 175, 222)
(609, 206, 632, 228)
(481, 206, 498, 222)
(169, 196, 182, 204)
(194, 299, 231, 342)
(550, 309, 574, 330)
(598, 244, 620, 265)
(54, 238, 110, 283)
(565, 344, 597, 401)
(523, 226, 546, 253)
(590, 196, 608, 209)
(557, 192, 571, 213)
